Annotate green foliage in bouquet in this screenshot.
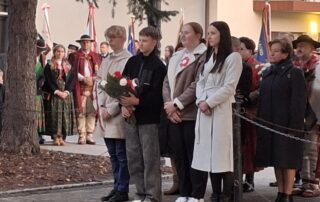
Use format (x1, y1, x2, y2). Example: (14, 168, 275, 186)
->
(100, 71, 137, 99)
(99, 71, 138, 125)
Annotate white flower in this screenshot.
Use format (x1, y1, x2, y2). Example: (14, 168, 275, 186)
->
(132, 78, 139, 88)
(100, 80, 107, 88)
(119, 78, 127, 86)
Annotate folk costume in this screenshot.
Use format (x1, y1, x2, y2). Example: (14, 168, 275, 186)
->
(292, 35, 320, 196)
(69, 35, 101, 144)
(36, 58, 46, 135)
(43, 59, 76, 145)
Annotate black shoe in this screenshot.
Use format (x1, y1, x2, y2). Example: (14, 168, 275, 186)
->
(109, 191, 129, 202)
(275, 192, 284, 202)
(219, 194, 231, 202)
(293, 179, 302, 188)
(269, 181, 278, 187)
(279, 194, 293, 202)
(101, 189, 117, 201)
(211, 193, 220, 202)
(39, 137, 45, 144)
(243, 181, 254, 193)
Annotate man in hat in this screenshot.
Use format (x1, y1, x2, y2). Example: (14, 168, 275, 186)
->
(292, 34, 320, 197)
(69, 34, 101, 144)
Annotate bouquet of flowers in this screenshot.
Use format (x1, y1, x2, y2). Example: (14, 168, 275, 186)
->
(99, 71, 138, 98)
(99, 71, 138, 124)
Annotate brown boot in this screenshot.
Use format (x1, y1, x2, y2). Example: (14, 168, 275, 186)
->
(53, 136, 60, 146)
(164, 158, 180, 195)
(59, 137, 65, 146)
(86, 133, 96, 145)
(78, 133, 86, 145)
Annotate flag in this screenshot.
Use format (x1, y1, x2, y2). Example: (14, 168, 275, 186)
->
(127, 24, 136, 55)
(41, 3, 53, 53)
(256, 2, 271, 63)
(85, 3, 97, 52)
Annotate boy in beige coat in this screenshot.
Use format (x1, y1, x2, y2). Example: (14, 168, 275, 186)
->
(94, 26, 132, 202)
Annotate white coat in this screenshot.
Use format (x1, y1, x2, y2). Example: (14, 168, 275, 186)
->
(191, 52, 242, 172)
(93, 49, 132, 139)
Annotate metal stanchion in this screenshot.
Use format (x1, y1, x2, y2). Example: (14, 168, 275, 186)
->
(233, 95, 243, 202)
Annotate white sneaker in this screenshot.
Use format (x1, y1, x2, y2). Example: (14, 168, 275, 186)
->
(187, 198, 204, 202)
(175, 197, 188, 202)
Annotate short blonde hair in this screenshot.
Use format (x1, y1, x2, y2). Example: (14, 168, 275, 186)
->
(105, 25, 126, 40)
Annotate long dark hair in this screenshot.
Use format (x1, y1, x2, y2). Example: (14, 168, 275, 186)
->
(205, 21, 232, 73)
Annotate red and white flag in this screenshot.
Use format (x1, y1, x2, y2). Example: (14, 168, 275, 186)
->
(85, 3, 97, 52)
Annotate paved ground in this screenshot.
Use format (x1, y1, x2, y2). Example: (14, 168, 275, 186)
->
(1, 133, 319, 202)
(1, 172, 320, 202)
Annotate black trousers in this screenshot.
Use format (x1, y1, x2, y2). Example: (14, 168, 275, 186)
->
(169, 121, 208, 199)
(210, 172, 234, 198)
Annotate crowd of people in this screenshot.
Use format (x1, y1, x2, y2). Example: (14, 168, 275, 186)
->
(25, 20, 320, 202)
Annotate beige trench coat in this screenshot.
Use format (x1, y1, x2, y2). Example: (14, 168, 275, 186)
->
(93, 50, 132, 139)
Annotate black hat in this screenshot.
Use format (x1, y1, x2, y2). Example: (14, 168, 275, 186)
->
(68, 44, 79, 51)
(36, 39, 46, 50)
(76, 34, 95, 43)
(292, 35, 320, 49)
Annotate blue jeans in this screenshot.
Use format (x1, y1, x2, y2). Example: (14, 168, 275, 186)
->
(104, 138, 130, 192)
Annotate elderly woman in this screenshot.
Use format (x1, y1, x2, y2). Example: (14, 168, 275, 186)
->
(255, 39, 307, 202)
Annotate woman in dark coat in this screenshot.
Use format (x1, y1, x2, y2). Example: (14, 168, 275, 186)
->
(255, 39, 307, 202)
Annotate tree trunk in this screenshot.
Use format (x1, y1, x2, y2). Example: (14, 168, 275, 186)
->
(147, 0, 161, 28)
(147, 0, 161, 56)
(0, 0, 39, 154)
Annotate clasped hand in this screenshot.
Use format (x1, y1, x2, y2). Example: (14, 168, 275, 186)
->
(164, 101, 182, 124)
(56, 91, 69, 100)
(198, 101, 212, 116)
(120, 92, 139, 107)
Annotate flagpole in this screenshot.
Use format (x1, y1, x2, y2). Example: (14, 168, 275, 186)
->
(41, 3, 53, 57)
(131, 16, 137, 52)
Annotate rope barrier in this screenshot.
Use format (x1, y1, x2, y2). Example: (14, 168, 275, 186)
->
(242, 110, 315, 135)
(233, 111, 320, 146)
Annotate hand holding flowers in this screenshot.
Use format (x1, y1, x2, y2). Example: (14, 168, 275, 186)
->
(99, 71, 139, 124)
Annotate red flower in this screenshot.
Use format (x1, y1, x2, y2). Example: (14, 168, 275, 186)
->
(114, 71, 122, 79)
(127, 79, 133, 88)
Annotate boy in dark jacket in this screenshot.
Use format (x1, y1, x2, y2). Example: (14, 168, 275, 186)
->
(120, 26, 166, 202)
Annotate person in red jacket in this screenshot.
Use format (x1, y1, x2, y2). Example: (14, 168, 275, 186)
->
(69, 34, 101, 144)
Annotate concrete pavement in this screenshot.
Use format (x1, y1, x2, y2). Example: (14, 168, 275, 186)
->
(1, 133, 320, 201)
(1, 170, 320, 202)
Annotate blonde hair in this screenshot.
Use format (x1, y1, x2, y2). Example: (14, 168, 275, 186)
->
(105, 25, 126, 40)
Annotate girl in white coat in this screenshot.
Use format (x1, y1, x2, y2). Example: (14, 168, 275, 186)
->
(191, 21, 242, 202)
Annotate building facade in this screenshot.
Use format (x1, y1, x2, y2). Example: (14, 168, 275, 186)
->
(35, 0, 320, 54)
